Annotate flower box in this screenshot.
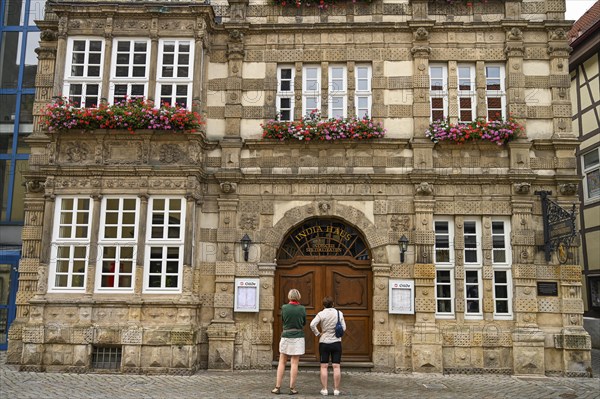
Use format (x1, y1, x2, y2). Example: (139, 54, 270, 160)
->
(44, 98, 204, 133)
(425, 118, 523, 146)
(261, 111, 386, 142)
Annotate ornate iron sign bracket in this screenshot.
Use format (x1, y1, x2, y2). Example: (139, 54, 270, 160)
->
(535, 190, 577, 263)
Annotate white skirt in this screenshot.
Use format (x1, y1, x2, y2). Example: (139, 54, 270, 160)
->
(279, 337, 305, 356)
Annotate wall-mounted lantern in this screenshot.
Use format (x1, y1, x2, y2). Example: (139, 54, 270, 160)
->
(398, 235, 409, 263)
(241, 234, 252, 262)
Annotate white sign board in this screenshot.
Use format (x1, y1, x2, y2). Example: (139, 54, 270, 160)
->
(389, 279, 414, 314)
(234, 278, 260, 312)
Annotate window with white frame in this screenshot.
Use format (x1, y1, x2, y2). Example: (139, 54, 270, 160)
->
(485, 65, 505, 120)
(328, 65, 347, 118)
(110, 39, 150, 104)
(434, 219, 454, 316)
(430, 65, 448, 121)
(491, 219, 511, 265)
(64, 38, 104, 107)
(49, 197, 92, 291)
(96, 197, 139, 291)
(457, 64, 476, 121)
(491, 219, 512, 318)
(145, 197, 185, 292)
(276, 66, 295, 121)
(434, 219, 453, 264)
(493, 270, 511, 316)
(302, 65, 321, 116)
(582, 148, 600, 202)
(463, 220, 481, 265)
(465, 269, 482, 316)
(355, 65, 372, 118)
(156, 39, 194, 109)
(436, 269, 454, 314)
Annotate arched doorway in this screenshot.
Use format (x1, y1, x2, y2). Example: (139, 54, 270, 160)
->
(273, 218, 372, 363)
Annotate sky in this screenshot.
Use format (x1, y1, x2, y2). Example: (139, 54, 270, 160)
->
(565, 0, 598, 21)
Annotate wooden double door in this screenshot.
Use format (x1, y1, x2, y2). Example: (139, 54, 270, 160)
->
(273, 260, 372, 363)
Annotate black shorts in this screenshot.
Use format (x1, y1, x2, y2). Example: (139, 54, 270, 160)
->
(319, 341, 342, 364)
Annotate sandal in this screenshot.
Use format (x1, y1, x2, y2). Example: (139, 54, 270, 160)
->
(271, 387, 280, 395)
(289, 388, 298, 395)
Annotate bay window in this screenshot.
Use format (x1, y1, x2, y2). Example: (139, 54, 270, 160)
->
(49, 197, 92, 291)
(64, 38, 104, 107)
(144, 197, 185, 292)
(96, 197, 139, 291)
(156, 39, 194, 109)
(48, 196, 186, 294)
(110, 39, 150, 104)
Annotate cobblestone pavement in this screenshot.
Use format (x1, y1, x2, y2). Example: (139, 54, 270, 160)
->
(1, 351, 599, 399)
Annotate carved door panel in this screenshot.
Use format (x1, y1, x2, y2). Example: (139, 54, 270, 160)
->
(274, 262, 371, 363)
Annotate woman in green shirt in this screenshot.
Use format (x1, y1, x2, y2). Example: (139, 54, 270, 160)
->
(272, 288, 306, 395)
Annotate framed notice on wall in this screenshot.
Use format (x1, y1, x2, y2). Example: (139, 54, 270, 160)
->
(389, 279, 414, 314)
(234, 278, 260, 312)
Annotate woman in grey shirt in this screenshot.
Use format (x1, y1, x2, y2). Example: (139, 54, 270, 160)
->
(310, 296, 346, 396)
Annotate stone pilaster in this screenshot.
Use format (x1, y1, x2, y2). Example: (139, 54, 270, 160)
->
(411, 198, 440, 373)
(503, 25, 526, 121)
(547, 25, 573, 138)
(224, 26, 246, 137)
(258, 263, 276, 367)
(409, 23, 432, 140)
(207, 196, 239, 369)
(100, 15, 114, 101)
(53, 16, 68, 96)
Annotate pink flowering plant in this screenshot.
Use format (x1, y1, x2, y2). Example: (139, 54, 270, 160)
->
(261, 110, 386, 141)
(274, 0, 370, 10)
(43, 97, 203, 133)
(425, 117, 524, 145)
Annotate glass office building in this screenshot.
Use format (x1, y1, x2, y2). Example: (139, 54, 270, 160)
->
(0, 0, 44, 350)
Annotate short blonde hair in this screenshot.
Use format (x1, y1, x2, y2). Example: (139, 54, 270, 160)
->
(288, 289, 301, 302)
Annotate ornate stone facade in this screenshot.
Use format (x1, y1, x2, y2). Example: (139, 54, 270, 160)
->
(7, 0, 591, 376)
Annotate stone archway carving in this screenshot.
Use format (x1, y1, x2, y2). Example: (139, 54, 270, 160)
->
(262, 201, 389, 264)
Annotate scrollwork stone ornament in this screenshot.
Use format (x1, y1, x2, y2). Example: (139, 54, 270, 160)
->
(159, 144, 185, 164)
(40, 29, 58, 42)
(414, 27, 429, 41)
(415, 182, 433, 196)
(559, 183, 577, 196)
(65, 142, 89, 163)
(550, 28, 566, 41)
(318, 202, 331, 214)
(25, 180, 45, 193)
(507, 27, 523, 41)
(390, 215, 410, 232)
(514, 182, 531, 194)
(240, 214, 257, 231)
(410, 46, 431, 58)
(220, 182, 237, 194)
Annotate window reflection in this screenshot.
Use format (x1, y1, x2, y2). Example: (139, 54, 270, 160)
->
(0, 32, 20, 88)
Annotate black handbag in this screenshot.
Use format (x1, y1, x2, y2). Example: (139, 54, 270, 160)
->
(335, 309, 344, 338)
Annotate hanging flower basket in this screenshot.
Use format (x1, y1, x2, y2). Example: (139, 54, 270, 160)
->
(43, 97, 204, 133)
(261, 110, 386, 141)
(425, 118, 524, 145)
